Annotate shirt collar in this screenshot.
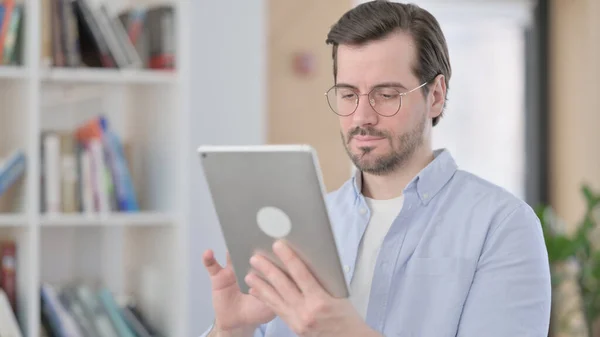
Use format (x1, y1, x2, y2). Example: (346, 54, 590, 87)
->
(351, 148, 458, 205)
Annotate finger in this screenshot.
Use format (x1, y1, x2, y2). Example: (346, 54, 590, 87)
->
(273, 240, 324, 295)
(245, 271, 286, 313)
(202, 249, 223, 276)
(250, 254, 302, 305)
(226, 251, 233, 268)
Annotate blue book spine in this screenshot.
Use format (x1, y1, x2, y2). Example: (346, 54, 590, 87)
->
(98, 288, 136, 337)
(40, 284, 67, 337)
(0, 150, 25, 197)
(0, 6, 5, 32)
(99, 117, 139, 211)
(0, 3, 5, 61)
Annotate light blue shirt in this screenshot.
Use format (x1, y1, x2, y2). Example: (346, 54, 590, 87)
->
(200, 149, 551, 337)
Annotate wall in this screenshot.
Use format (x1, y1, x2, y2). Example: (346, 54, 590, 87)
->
(187, 1, 267, 335)
(549, 0, 600, 229)
(548, 2, 600, 334)
(352, 0, 533, 200)
(267, 0, 353, 192)
(421, 1, 530, 201)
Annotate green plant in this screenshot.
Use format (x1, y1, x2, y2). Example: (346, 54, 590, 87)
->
(536, 185, 600, 337)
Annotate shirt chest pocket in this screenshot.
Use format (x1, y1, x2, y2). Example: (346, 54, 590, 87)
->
(388, 257, 476, 336)
(403, 257, 476, 299)
(405, 257, 475, 276)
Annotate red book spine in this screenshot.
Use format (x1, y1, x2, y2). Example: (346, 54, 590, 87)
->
(0, 241, 16, 313)
(0, 0, 15, 62)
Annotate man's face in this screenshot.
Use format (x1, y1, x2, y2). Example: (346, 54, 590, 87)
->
(335, 31, 432, 175)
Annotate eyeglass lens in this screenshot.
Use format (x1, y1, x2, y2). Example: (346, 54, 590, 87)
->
(326, 87, 402, 116)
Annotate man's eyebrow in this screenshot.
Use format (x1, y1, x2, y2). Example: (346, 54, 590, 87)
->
(334, 82, 408, 90)
(334, 83, 358, 89)
(373, 82, 408, 90)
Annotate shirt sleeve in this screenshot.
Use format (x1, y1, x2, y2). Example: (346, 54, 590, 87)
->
(456, 202, 552, 337)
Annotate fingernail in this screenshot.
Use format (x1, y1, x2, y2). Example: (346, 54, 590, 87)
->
(273, 240, 288, 255)
(273, 240, 284, 252)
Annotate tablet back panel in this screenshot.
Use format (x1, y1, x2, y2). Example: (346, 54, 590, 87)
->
(198, 145, 349, 298)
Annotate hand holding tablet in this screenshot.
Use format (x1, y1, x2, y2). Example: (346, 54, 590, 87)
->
(197, 144, 348, 298)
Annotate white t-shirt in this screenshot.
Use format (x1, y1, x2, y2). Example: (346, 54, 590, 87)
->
(349, 194, 404, 319)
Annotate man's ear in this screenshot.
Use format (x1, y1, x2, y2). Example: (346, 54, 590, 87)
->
(429, 74, 446, 119)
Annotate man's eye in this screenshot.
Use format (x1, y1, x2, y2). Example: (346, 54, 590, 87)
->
(338, 91, 356, 99)
(375, 90, 399, 99)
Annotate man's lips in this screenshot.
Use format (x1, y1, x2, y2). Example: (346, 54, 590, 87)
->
(353, 135, 385, 142)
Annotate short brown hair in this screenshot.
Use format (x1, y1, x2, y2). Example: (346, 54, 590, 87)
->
(326, 0, 451, 126)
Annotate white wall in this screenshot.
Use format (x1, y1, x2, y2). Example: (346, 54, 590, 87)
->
(187, 1, 267, 335)
(421, 0, 532, 200)
(355, 0, 533, 200)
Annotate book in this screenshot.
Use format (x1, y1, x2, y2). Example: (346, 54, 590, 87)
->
(0, 150, 25, 199)
(40, 115, 139, 214)
(0, 288, 22, 337)
(46, 0, 174, 70)
(42, 282, 159, 337)
(0, 240, 16, 314)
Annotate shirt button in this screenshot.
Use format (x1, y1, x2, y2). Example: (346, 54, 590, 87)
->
(344, 265, 351, 273)
(359, 208, 367, 215)
(423, 193, 429, 199)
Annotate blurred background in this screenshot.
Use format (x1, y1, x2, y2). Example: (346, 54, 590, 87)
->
(0, 0, 596, 336)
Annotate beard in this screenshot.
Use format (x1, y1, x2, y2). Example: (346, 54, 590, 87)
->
(342, 115, 426, 176)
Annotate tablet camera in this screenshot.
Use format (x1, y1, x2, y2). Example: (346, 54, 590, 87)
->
(256, 206, 292, 238)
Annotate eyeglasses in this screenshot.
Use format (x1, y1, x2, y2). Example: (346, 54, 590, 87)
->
(324, 81, 429, 117)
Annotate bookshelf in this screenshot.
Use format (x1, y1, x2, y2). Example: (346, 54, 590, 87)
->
(40, 67, 177, 84)
(39, 212, 175, 227)
(0, 0, 191, 336)
(0, 65, 27, 78)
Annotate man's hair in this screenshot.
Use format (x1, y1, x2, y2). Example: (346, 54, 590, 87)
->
(326, 0, 451, 126)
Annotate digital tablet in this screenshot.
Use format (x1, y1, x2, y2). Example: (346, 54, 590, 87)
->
(197, 144, 349, 298)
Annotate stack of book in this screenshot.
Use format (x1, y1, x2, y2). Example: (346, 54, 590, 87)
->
(41, 282, 162, 337)
(42, 0, 175, 70)
(41, 116, 139, 215)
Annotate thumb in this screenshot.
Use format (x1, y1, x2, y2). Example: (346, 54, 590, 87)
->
(202, 249, 223, 276)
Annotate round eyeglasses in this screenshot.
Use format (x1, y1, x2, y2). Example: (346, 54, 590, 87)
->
(324, 82, 428, 117)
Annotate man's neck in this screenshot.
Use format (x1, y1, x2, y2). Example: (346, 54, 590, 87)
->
(361, 148, 434, 200)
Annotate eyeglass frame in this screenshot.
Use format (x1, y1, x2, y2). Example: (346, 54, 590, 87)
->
(324, 81, 430, 117)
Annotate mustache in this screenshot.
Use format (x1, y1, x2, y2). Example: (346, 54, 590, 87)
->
(347, 126, 389, 143)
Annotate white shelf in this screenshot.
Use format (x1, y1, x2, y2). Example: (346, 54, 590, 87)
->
(40, 67, 178, 85)
(0, 214, 27, 227)
(0, 0, 192, 336)
(40, 212, 175, 227)
(0, 66, 28, 80)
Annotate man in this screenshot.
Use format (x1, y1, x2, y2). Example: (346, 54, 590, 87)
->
(200, 1, 552, 336)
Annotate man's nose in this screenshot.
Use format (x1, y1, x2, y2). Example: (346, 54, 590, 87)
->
(352, 95, 379, 127)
